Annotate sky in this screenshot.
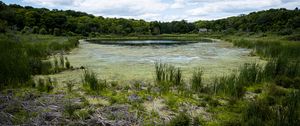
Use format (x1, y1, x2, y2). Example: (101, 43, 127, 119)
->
(2, 0, 300, 21)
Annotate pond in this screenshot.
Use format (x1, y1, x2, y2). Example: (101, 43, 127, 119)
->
(56, 39, 263, 83)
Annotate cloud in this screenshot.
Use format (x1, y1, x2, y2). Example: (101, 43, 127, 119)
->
(19, 0, 300, 21)
(187, 0, 282, 16)
(171, 0, 186, 9)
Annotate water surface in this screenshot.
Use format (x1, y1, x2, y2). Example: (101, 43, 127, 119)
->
(61, 40, 262, 83)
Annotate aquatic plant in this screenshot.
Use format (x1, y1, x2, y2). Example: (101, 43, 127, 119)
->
(65, 57, 71, 69)
(82, 69, 107, 92)
(155, 62, 183, 90)
(191, 67, 203, 93)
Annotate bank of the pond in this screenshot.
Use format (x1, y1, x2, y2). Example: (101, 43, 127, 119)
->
(87, 35, 215, 43)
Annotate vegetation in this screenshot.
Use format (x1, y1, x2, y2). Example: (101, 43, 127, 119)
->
(191, 68, 204, 93)
(155, 62, 183, 93)
(1, 2, 299, 36)
(0, 1, 300, 126)
(82, 69, 107, 92)
(0, 33, 79, 90)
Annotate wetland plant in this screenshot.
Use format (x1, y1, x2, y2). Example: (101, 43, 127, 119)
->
(60, 53, 65, 68)
(66, 81, 74, 93)
(82, 69, 107, 92)
(168, 112, 191, 126)
(191, 68, 203, 93)
(65, 57, 71, 69)
(155, 62, 183, 91)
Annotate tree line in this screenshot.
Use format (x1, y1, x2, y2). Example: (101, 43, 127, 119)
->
(0, 1, 299, 36)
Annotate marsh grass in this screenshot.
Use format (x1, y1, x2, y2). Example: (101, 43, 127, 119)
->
(242, 88, 300, 125)
(0, 34, 79, 90)
(65, 57, 71, 69)
(168, 112, 191, 126)
(66, 81, 74, 93)
(82, 69, 107, 92)
(212, 63, 263, 98)
(36, 77, 54, 92)
(155, 62, 183, 93)
(227, 37, 300, 58)
(191, 68, 203, 93)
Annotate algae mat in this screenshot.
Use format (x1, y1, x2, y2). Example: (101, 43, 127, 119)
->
(60, 40, 263, 83)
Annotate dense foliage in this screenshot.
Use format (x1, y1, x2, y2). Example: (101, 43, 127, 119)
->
(1, 2, 299, 36)
(0, 34, 79, 89)
(195, 8, 300, 33)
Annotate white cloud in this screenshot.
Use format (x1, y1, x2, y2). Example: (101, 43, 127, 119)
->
(20, 0, 300, 21)
(171, 0, 186, 9)
(187, 0, 282, 16)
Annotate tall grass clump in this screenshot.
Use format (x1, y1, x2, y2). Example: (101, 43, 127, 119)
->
(82, 69, 107, 92)
(212, 63, 262, 98)
(168, 112, 191, 126)
(155, 62, 183, 92)
(242, 89, 300, 125)
(263, 56, 300, 80)
(237, 63, 263, 86)
(191, 67, 203, 93)
(65, 57, 71, 69)
(229, 38, 300, 58)
(212, 74, 244, 98)
(0, 38, 31, 89)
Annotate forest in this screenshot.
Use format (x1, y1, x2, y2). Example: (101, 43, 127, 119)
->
(1, 1, 300, 36)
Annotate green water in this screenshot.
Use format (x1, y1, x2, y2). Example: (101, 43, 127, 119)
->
(40, 40, 264, 85)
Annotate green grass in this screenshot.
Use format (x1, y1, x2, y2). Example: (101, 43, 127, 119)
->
(82, 69, 107, 93)
(155, 62, 183, 92)
(191, 67, 204, 93)
(223, 35, 300, 58)
(0, 33, 79, 90)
